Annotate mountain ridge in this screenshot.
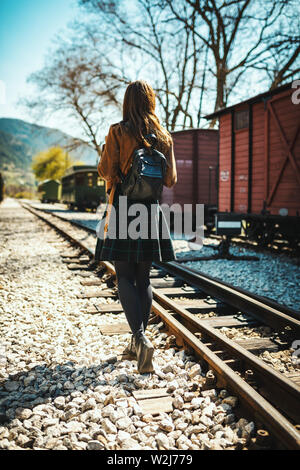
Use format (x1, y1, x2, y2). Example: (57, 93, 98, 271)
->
(0, 117, 99, 172)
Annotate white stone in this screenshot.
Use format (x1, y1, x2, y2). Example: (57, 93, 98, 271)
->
(87, 440, 105, 450)
(173, 395, 184, 409)
(245, 422, 255, 436)
(54, 397, 66, 409)
(158, 419, 174, 432)
(156, 432, 170, 449)
(63, 421, 84, 433)
(121, 438, 141, 450)
(116, 417, 133, 430)
(42, 418, 59, 429)
(15, 408, 33, 420)
(188, 364, 201, 378)
(132, 403, 143, 417)
(117, 430, 131, 443)
(102, 418, 117, 434)
(82, 397, 96, 411)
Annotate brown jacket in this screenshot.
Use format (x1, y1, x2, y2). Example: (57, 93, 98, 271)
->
(98, 122, 177, 205)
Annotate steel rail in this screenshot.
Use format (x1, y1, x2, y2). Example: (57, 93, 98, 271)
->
(155, 261, 300, 332)
(152, 289, 300, 424)
(22, 202, 300, 449)
(150, 297, 300, 450)
(29, 203, 300, 322)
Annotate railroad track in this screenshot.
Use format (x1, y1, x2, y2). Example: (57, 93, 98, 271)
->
(202, 232, 299, 258)
(21, 201, 300, 450)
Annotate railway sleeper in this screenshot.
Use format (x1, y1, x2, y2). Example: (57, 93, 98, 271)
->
(178, 324, 300, 423)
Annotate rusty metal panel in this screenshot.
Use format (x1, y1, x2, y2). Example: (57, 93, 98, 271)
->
(251, 102, 265, 213)
(265, 91, 300, 216)
(233, 125, 249, 213)
(218, 86, 300, 217)
(218, 114, 232, 212)
(161, 129, 219, 213)
(197, 130, 219, 206)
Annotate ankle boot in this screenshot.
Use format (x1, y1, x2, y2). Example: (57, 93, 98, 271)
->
(133, 331, 154, 374)
(122, 334, 137, 358)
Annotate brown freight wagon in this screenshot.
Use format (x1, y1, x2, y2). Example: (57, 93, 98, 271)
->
(162, 129, 219, 229)
(205, 82, 300, 248)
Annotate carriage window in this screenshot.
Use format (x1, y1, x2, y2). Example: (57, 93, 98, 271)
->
(235, 109, 249, 130)
(76, 174, 85, 186)
(87, 173, 93, 187)
(97, 178, 105, 186)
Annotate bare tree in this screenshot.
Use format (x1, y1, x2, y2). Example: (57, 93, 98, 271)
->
(22, 35, 124, 155)
(164, 0, 300, 124)
(23, 0, 299, 140)
(79, 0, 206, 130)
(252, 1, 300, 89)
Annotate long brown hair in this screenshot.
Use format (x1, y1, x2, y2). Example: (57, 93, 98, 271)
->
(122, 80, 172, 152)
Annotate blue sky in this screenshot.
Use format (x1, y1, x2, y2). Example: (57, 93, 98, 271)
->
(0, 0, 82, 136)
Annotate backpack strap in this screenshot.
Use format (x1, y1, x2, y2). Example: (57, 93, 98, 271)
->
(144, 133, 157, 148)
(118, 134, 157, 181)
(118, 168, 125, 182)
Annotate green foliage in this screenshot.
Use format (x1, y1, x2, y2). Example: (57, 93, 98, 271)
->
(14, 191, 36, 199)
(32, 147, 73, 181)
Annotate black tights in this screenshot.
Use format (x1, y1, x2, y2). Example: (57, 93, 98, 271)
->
(114, 261, 153, 335)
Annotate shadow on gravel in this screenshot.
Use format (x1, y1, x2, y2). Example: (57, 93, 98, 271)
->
(0, 357, 134, 424)
(0, 253, 66, 276)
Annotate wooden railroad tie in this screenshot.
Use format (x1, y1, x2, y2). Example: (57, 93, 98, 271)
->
(98, 323, 130, 335)
(234, 337, 284, 354)
(61, 253, 82, 259)
(175, 298, 227, 314)
(154, 287, 201, 296)
(62, 257, 90, 265)
(202, 314, 259, 328)
(76, 272, 95, 278)
(285, 372, 300, 388)
(83, 303, 123, 315)
(132, 388, 173, 415)
(80, 279, 102, 286)
(66, 264, 91, 271)
(149, 269, 167, 278)
(150, 278, 183, 288)
(78, 289, 117, 299)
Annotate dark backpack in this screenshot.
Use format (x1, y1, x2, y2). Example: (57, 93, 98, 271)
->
(118, 134, 167, 201)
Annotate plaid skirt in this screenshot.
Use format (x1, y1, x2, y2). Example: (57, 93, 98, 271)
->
(95, 183, 176, 262)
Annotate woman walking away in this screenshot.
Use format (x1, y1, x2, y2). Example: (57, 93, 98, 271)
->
(97, 80, 177, 373)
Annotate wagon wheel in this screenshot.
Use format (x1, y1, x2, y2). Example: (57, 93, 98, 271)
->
(261, 222, 276, 247)
(245, 219, 263, 243)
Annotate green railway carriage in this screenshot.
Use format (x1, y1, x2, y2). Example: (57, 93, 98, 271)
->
(0, 172, 4, 203)
(61, 165, 106, 210)
(37, 179, 61, 203)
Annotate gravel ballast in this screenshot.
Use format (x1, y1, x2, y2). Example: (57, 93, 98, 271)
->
(0, 199, 258, 450)
(173, 239, 300, 311)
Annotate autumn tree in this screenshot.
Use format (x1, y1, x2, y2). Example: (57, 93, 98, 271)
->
(32, 147, 74, 181)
